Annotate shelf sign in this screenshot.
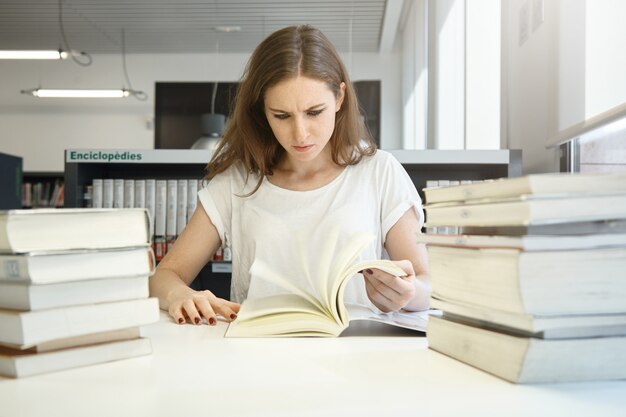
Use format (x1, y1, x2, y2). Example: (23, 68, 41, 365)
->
(65, 149, 214, 164)
(67, 150, 144, 162)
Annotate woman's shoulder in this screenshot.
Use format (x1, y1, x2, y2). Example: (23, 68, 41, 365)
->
(207, 162, 259, 193)
(354, 149, 399, 171)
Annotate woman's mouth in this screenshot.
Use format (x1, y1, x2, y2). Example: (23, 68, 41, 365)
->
(293, 144, 314, 152)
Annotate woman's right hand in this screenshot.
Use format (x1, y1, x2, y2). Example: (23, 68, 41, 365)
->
(166, 286, 241, 325)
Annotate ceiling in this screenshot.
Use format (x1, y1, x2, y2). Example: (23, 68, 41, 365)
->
(0, 0, 396, 54)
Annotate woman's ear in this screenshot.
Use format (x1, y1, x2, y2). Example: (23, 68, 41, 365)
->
(336, 82, 346, 112)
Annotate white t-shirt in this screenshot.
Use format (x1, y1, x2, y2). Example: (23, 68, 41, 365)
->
(198, 150, 424, 305)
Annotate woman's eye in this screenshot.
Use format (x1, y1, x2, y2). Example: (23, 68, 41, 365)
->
(273, 114, 289, 120)
(307, 109, 324, 117)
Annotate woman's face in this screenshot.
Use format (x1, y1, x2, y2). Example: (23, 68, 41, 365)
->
(264, 76, 345, 165)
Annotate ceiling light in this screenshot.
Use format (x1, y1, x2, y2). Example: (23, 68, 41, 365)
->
(20, 88, 136, 98)
(0, 50, 69, 60)
(214, 26, 242, 33)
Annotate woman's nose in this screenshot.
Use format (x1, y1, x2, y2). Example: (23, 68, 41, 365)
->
(292, 117, 308, 142)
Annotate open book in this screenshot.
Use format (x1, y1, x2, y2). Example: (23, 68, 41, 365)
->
(225, 232, 428, 337)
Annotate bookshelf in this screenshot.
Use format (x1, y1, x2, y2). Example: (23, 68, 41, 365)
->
(22, 171, 65, 208)
(388, 149, 522, 201)
(64, 148, 521, 299)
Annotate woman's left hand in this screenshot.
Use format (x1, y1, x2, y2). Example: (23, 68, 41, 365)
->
(362, 260, 416, 312)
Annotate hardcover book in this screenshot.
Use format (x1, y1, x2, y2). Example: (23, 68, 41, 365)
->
(427, 245, 626, 315)
(423, 172, 626, 204)
(427, 315, 626, 383)
(0, 208, 151, 253)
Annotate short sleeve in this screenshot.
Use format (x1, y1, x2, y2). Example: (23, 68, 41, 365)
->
(377, 152, 424, 241)
(197, 170, 233, 245)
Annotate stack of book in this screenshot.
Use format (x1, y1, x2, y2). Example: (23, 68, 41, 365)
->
(0, 208, 160, 378)
(420, 172, 626, 383)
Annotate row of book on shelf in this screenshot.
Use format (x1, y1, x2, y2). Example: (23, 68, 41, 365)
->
(86, 178, 223, 262)
(424, 179, 484, 234)
(22, 179, 64, 208)
(0, 208, 159, 378)
(421, 171, 626, 383)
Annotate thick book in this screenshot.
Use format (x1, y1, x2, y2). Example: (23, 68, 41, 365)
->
(0, 208, 151, 253)
(430, 298, 626, 339)
(0, 337, 152, 378)
(416, 232, 626, 251)
(226, 232, 427, 337)
(423, 172, 626, 204)
(0, 297, 159, 346)
(0, 275, 149, 311)
(460, 219, 626, 236)
(427, 245, 626, 315)
(0, 327, 140, 352)
(427, 315, 626, 383)
(0, 246, 154, 284)
(424, 194, 626, 227)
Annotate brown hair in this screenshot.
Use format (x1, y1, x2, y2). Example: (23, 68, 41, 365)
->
(204, 24, 376, 194)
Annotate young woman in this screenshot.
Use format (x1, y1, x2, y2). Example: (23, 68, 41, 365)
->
(149, 25, 431, 325)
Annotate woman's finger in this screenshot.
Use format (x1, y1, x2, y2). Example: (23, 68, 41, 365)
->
(168, 304, 187, 324)
(194, 296, 218, 325)
(182, 299, 202, 325)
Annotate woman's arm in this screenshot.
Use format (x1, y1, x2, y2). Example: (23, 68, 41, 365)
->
(149, 204, 240, 325)
(363, 207, 431, 312)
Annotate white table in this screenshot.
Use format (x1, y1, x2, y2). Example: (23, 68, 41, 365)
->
(1, 312, 625, 417)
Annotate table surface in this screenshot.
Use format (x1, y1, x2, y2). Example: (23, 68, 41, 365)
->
(1, 312, 625, 417)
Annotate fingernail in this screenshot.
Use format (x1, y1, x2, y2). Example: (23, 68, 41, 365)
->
(209, 317, 216, 325)
(194, 317, 200, 325)
(365, 269, 373, 275)
(178, 318, 184, 324)
(230, 313, 237, 320)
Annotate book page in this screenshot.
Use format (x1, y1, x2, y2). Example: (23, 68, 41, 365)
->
(346, 303, 435, 333)
(226, 293, 342, 337)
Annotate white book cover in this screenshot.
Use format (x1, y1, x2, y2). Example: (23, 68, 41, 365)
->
(102, 179, 114, 208)
(0, 275, 149, 311)
(113, 179, 124, 209)
(145, 179, 156, 237)
(134, 179, 146, 208)
(176, 179, 188, 235)
(0, 246, 153, 284)
(154, 180, 167, 236)
(123, 179, 135, 208)
(187, 179, 199, 222)
(0, 209, 151, 253)
(0, 298, 159, 346)
(92, 179, 103, 209)
(0, 337, 153, 378)
(166, 179, 178, 237)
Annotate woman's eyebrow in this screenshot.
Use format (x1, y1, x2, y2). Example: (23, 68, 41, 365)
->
(268, 103, 326, 113)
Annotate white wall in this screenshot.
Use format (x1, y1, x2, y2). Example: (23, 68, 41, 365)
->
(506, 0, 560, 174)
(0, 51, 401, 172)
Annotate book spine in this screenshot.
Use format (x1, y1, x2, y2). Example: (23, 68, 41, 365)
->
(92, 179, 104, 209)
(134, 179, 146, 209)
(176, 179, 188, 236)
(123, 179, 135, 208)
(102, 179, 114, 208)
(144, 179, 156, 240)
(187, 179, 199, 221)
(154, 180, 167, 261)
(0, 257, 29, 280)
(113, 179, 124, 209)
(166, 179, 178, 252)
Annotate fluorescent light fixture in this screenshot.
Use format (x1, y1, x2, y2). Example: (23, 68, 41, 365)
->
(21, 88, 133, 98)
(214, 26, 242, 33)
(0, 50, 69, 60)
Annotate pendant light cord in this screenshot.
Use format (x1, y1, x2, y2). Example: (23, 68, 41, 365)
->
(59, 0, 92, 66)
(122, 28, 148, 101)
